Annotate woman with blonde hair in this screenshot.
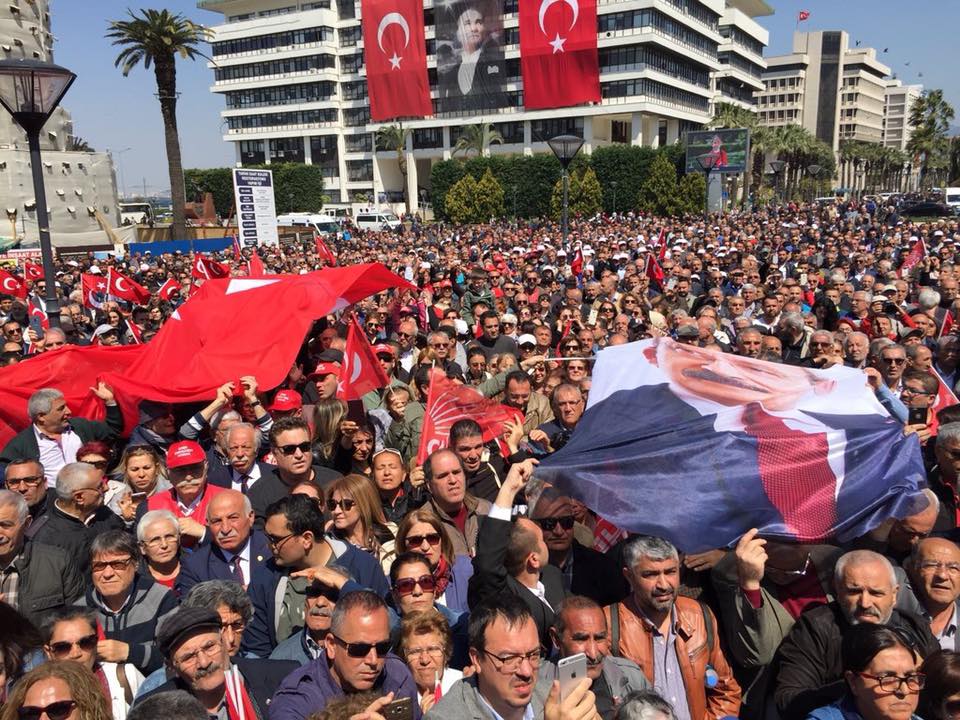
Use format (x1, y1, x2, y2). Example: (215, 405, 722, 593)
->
(108, 445, 170, 524)
(311, 397, 347, 468)
(326, 474, 395, 568)
(1, 660, 111, 720)
(395, 507, 472, 613)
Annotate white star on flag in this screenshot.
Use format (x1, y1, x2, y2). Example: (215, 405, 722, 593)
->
(389, 53, 402, 69)
(549, 34, 566, 53)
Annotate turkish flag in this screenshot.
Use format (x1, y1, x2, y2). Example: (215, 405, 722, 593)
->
(656, 228, 668, 261)
(645, 254, 665, 288)
(930, 367, 959, 436)
(798, 9, 810, 21)
(23, 261, 43, 281)
(107, 268, 151, 305)
(231, 235, 243, 260)
(339, 315, 390, 401)
(570, 249, 583, 277)
(27, 301, 48, 330)
(940, 310, 955, 339)
(315, 235, 337, 267)
(192, 254, 231, 280)
(127, 321, 144, 345)
(520, 0, 600, 109)
(248, 249, 265, 277)
(157, 278, 181, 301)
(898, 238, 926, 278)
(0, 269, 27, 299)
(360, 0, 432, 121)
(81, 273, 108, 309)
(416, 371, 522, 464)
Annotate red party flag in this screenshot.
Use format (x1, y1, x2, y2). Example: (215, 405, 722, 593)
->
(23, 260, 43, 281)
(106, 268, 151, 305)
(315, 234, 337, 267)
(339, 315, 391, 401)
(656, 228, 668, 261)
(940, 310, 956, 339)
(192, 254, 231, 280)
(360, 0, 432, 121)
(248, 249, 265, 277)
(570, 248, 584, 277)
(798, 9, 810, 21)
(231, 235, 243, 260)
(81, 273, 108, 309)
(0, 269, 27, 299)
(416, 370, 523, 464)
(645, 254, 665, 288)
(519, 0, 600, 109)
(157, 278, 181, 302)
(898, 238, 926, 278)
(127, 321, 144, 345)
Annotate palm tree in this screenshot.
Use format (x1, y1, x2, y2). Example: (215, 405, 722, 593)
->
(68, 136, 93, 152)
(907, 89, 956, 188)
(375, 122, 412, 215)
(454, 123, 503, 158)
(106, 9, 210, 241)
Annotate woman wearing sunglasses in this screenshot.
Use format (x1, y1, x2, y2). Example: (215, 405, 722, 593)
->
(326, 474, 395, 570)
(808, 624, 925, 720)
(394, 508, 472, 614)
(40, 608, 143, 720)
(0, 660, 110, 720)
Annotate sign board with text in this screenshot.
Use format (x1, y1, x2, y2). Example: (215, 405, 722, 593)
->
(232, 169, 279, 247)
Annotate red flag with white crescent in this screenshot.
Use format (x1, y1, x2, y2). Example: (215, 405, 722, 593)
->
(360, 0, 432, 121)
(570, 248, 584, 277)
(23, 261, 43, 281)
(106, 268, 150, 305)
(0, 269, 27, 299)
(158, 278, 181, 302)
(192, 254, 231, 280)
(315, 234, 337, 267)
(81, 273, 108, 309)
(339, 315, 390, 401)
(248, 249, 266, 277)
(940, 310, 956, 339)
(519, 0, 600, 109)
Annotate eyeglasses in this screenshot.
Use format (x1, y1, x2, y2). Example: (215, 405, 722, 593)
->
(405, 532, 441, 548)
(327, 498, 356, 512)
(174, 639, 222, 667)
(266, 532, 298, 550)
(91, 558, 133, 573)
(397, 332, 414, 339)
(221, 620, 246, 634)
(48, 634, 97, 658)
(331, 634, 393, 658)
(880, 357, 906, 364)
(5, 475, 44, 488)
(481, 647, 544, 673)
(18, 701, 77, 720)
(534, 516, 575, 532)
(393, 574, 436, 595)
(857, 672, 925, 693)
(918, 561, 960, 575)
(142, 533, 178, 548)
(901, 387, 934, 397)
(277, 441, 312, 456)
(406, 645, 445, 659)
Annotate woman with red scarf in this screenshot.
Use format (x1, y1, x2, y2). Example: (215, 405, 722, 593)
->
(394, 507, 472, 613)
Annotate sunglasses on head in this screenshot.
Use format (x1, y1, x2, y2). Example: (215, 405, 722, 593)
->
(18, 702, 77, 720)
(48, 634, 98, 657)
(332, 635, 393, 658)
(405, 532, 441, 548)
(327, 498, 356, 512)
(534, 515, 575, 532)
(277, 441, 311, 456)
(393, 574, 436, 596)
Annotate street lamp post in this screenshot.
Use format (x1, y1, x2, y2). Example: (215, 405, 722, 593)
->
(547, 134, 584, 247)
(695, 154, 719, 219)
(0, 59, 76, 329)
(611, 181, 618, 216)
(806, 164, 822, 203)
(769, 160, 786, 206)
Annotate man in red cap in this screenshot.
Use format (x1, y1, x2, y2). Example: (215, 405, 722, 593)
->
(267, 389, 303, 420)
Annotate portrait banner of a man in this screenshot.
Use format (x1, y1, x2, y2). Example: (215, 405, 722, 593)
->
(537, 338, 928, 552)
(435, 0, 508, 113)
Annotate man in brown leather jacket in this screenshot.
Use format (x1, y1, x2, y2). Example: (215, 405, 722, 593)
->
(604, 535, 741, 720)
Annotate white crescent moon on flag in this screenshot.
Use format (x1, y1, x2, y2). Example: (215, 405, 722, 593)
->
(538, 0, 579, 35)
(350, 353, 363, 384)
(114, 276, 129, 293)
(2, 278, 17, 292)
(377, 12, 410, 54)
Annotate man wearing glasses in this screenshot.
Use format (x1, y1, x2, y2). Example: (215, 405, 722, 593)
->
(907, 538, 960, 650)
(4, 458, 53, 519)
(0, 489, 83, 627)
(876, 344, 909, 397)
(269, 590, 421, 720)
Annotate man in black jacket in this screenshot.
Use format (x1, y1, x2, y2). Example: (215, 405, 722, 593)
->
(772, 549, 939, 720)
(0, 489, 84, 627)
(4, 458, 55, 520)
(468, 459, 564, 649)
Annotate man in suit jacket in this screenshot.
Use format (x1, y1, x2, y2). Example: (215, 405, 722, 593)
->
(468, 459, 564, 649)
(906, 537, 960, 651)
(207, 422, 276, 494)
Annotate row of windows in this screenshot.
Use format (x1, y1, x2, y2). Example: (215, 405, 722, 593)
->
(760, 109, 800, 122)
(599, 45, 710, 87)
(718, 25, 764, 56)
(413, 128, 443, 148)
(758, 93, 800, 106)
(215, 54, 336, 82)
(224, 81, 337, 109)
(345, 134, 372, 152)
(212, 26, 334, 56)
(344, 107, 370, 126)
(765, 76, 801, 89)
(341, 80, 368, 100)
(602, 77, 711, 112)
(227, 109, 337, 130)
(717, 52, 762, 79)
(598, 8, 717, 57)
(347, 160, 373, 181)
(717, 78, 755, 104)
(340, 26, 361, 47)
(660, 0, 720, 31)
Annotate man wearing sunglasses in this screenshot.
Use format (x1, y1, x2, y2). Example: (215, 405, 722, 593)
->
(4, 458, 54, 520)
(269, 590, 422, 720)
(0, 490, 84, 628)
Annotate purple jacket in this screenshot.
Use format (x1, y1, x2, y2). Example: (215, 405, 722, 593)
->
(268, 653, 422, 720)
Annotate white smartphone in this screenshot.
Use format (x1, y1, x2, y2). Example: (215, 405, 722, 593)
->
(557, 652, 588, 702)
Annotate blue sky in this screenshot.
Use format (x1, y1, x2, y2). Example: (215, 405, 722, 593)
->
(50, 1, 960, 195)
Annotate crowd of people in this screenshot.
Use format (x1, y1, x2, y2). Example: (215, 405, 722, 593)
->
(2, 198, 960, 720)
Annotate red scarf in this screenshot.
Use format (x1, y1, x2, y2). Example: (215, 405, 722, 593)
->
(225, 668, 258, 720)
(433, 555, 452, 598)
(93, 665, 111, 705)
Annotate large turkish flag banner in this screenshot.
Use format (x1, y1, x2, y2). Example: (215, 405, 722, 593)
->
(361, 0, 433, 121)
(520, 0, 600, 109)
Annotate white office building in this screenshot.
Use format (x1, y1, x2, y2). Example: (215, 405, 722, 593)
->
(0, 0, 118, 248)
(882, 78, 922, 152)
(200, 0, 771, 211)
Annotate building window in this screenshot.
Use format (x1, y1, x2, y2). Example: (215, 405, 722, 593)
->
(214, 54, 336, 82)
(340, 80, 368, 100)
(239, 140, 265, 164)
(346, 160, 373, 182)
(224, 82, 337, 109)
(611, 120, 630, 144)
(530, 118, 584, 142)
(495, 121, 524, 144)
(601, 77, 710, 112)
(413, 128, 443, 148)
(212, 26, 334, 56)
(343, 107, 370, 126)
(600, 44, 710, 87)
(345, 134, 372, 152)
(269, 137, 305, 163)
(597, 8, 717, 58)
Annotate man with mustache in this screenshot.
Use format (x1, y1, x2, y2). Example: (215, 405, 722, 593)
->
(270, 566, 351, 665)
(772, 549, 939, 720)
(605, 536, 741, 720)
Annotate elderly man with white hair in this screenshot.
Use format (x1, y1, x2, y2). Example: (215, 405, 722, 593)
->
(0, 383, 123, 486)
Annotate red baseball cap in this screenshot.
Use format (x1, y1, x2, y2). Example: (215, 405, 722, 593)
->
(373, 343, 396, 357)
(268, 389, 302, 412)
(166, 440, 206, 469)
(308, 361, 341, 379)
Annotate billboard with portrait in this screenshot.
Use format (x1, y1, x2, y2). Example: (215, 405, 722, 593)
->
(435, 0, 507, 113)
(684, 128, 751, 174)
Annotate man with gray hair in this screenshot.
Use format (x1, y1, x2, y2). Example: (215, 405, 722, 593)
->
(0, 488, 83, 626)
(772, 548, 939, 719)
(0, 382, 123, 485)
(30, 461, 125, 581)
(605, 535, 741, 720)
(209, 422, 276, 493)
(777, 311, 812, 365)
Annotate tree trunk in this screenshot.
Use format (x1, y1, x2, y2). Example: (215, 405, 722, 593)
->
(398, 122, 410, 216)
(155, 58, 187, 242)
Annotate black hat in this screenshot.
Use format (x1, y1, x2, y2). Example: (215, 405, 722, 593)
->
(157, 607, 222, 658)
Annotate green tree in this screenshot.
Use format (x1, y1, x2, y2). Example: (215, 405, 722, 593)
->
(106, 9, 211, 241)
(591, 145, 657, 213)
(375, 122, 412, 215)
(474, 168, 505, 221)
(69, 136, 93, 152)
(575, 167, 604, 217)
(550, 171, 582, 220)
(908, 89, 956, 188)
(638, 154, 680, 215)
(271, 163, 325, 214)
(454, 123, 504, 158)
(445, 173, 479, 224)
(184, 168, 234, 218)
(430, 160, 466, 220)
(677, 172, 706, 214)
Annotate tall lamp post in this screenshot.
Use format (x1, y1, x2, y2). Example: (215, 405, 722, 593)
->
(548, 134, 584, 247)
(769, 160, 786, 206)
(695, 154, 719, 218)
(611, 181, 618, 216)
(806, 164, 822, 204)
(0, 59, 76, 328)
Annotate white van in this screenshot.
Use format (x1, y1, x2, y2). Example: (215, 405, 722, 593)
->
(354, 210, 401, 231)
(945, 187, 960, 210)
(276, 212, 340, 237)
